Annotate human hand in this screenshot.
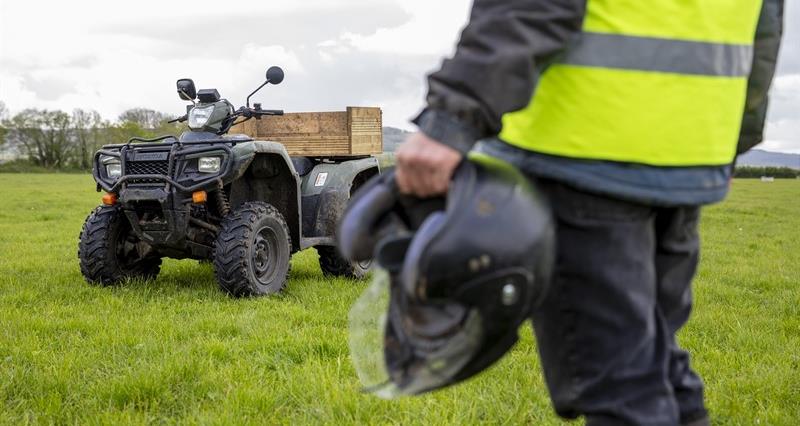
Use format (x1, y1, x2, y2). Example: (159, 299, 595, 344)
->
(395, 132, 463, 198)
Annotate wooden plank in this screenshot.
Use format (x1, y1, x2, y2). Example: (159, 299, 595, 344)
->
(260, 136, 352, 142)
(348, 107, 382, 155)
(230, 107, 382, 156)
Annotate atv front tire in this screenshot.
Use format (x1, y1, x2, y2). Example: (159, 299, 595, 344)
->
(213, 202, 292, 297)
(318, 246, 371, 279)
(78, 205, 162, 285)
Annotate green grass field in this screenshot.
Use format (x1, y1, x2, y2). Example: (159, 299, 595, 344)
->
(0, 174, 798, 425)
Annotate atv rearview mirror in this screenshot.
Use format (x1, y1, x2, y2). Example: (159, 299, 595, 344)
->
(266, 66, 284, 85)
(247, 66, 285, 108)
(177, 79, 197, 101)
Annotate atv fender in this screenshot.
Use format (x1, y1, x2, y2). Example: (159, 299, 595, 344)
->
(227, 141, 302, 252)
(300, 157, 380, 247)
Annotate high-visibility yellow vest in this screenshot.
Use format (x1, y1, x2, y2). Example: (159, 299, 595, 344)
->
(500, 0, 764, 166)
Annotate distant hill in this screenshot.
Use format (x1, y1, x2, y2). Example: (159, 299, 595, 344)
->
(382, 127, 412, 152)
(738, 149, 800, 170)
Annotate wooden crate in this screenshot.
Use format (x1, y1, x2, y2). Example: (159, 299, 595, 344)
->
(231, 107, 382, 156)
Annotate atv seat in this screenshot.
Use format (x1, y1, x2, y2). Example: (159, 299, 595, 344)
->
(291, 157, 314, 177)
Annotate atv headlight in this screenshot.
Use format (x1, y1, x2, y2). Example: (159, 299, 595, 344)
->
(188, 105, 215, 129)
(106, 164, 122, 178)
(198, 156, 221, 174)
(100, 155, 122, 179)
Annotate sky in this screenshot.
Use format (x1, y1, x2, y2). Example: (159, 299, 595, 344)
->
(0, 0, 798, 153)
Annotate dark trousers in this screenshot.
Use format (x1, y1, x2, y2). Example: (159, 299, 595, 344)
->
(532, 180, 707, 426)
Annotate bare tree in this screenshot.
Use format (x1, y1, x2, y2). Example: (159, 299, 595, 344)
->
(7, 109, 73, 168)
(115, 107, 184, 143)
(118, 108, 170, 130)
(72, 109, 104, 169)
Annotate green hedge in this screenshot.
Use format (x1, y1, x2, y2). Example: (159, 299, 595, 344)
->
(0, 159, 87, 174)
(734, 166, 799, 179)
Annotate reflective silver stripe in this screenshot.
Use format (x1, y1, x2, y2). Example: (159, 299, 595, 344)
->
(559, 32, 753, 77)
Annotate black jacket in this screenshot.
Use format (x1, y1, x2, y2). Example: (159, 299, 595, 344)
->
(415, 0, 785, 157)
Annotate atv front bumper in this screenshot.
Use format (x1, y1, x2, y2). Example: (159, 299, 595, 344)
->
(118, 186, 189, 246)
(92, 140, 241, 257)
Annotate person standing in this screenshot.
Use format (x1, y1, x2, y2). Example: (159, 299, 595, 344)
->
(394, 0, 785, 424)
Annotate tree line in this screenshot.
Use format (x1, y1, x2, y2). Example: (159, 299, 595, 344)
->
(0, 101, 182, 171)
(733, 166, 800, 179)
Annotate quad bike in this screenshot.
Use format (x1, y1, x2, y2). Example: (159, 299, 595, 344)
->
(78, 67, 379, 296)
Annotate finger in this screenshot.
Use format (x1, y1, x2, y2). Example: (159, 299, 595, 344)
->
(395, 133, 458, 197)
(425, 171, 449, 197)
(409, 168, 438, 198)
(396, 165, 412, 194)
(421, 167, 442, 197)
(396, 143, 420, 193)
(418, 152, 450, 197)
(430, 172, 450, 196)
(398, 161, 429, 196)
(407, 147, 436, 197)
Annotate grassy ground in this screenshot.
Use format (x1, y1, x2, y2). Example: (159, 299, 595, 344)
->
(0, 174, 797, 425)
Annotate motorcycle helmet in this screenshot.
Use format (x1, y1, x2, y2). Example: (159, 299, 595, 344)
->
(339, 154, 555, 398)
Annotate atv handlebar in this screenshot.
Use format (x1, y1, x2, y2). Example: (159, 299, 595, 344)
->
(220, 106, 284, 134)
(168, 115, 188, 124)
(255, 109, 284, 116)
(235, 106, 283, 118)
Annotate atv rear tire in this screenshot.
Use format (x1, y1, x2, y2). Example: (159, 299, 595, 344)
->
(318, 246, 371, 279)
(213, 202, 291, 297)
(78, 205, 162, 285)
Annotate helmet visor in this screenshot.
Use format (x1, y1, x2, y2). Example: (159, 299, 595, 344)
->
(349, 268, 484, 399)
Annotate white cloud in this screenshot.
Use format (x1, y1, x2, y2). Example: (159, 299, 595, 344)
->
(761, 140, 800, 155)
(238, 45, 305, 75)
(1, 75, 38, 107)
(318, 50, 335, 64)
(764, 118, 800, 154)
(338, 0, 471, 56)
(763, 73, 800, 154)
(772, 74, 800, 98)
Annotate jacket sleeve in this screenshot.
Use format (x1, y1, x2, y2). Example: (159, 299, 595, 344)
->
(413, 0, 587, 154)
(737, 0, 785, 155)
